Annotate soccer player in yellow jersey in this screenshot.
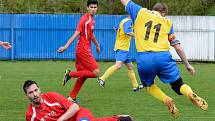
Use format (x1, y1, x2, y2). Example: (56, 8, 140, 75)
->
(121, 0, 208, 118)
(97, 16, 143, 92)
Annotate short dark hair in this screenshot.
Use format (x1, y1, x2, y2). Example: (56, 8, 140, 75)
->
(23, 80, 38, 94)
(87, 0, 98, 7)
(152, 3, 168, 15)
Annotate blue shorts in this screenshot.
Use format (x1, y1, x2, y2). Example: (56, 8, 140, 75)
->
(115, 50, 132, 63)
(136, 51, 181, 87)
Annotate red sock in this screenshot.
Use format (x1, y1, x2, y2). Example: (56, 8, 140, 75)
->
(70, 70, 97, 78)
(70, 77, 87, 98)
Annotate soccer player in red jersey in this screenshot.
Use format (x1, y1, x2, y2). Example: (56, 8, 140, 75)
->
(57, 0, 100, 102)
(0, 41, 11, 49)
(24, 80, 133, 121)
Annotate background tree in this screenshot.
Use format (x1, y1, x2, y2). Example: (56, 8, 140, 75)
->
(0, 0, 214, 15)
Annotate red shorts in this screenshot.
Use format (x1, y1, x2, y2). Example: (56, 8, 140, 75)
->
(75, 52, 98, 71)
(74, 107, 118, 121)
(74, 107, 94, 121)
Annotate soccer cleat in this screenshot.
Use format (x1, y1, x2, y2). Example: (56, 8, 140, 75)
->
(164, 98, 180, 118)
(188, 93, 208, 111)
(67, 96, 80, 104)
(139, 84, 144, 89)
(133, 84, 144, 92)
(117, 115, 133, 121)
(133, 87, 139, 92)
(62, 69, 71, 86)
(97, 78, 105, 88)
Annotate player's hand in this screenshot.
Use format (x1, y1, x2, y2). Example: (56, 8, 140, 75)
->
(96, 45, 100, 54)
(1, 42, 12, 49)
(57, 46, 67, 53)
(186, 64, 195, 76)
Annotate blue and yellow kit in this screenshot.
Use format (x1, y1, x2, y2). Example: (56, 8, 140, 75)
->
(125, 1, 181, 86)
(126, 1, 178, 52)
(114, 17, 133, 51)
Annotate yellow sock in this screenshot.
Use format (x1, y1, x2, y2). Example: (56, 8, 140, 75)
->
(127, 70, 138, 88)
(180, 84, 193, 96)
(147, 84, 168, 102)
(100, 65, 117, 81)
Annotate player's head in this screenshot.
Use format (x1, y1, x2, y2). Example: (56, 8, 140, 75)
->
(87, 0, 98, 15)
(23, 80, 42, 105)
(152, 3, 168, 17)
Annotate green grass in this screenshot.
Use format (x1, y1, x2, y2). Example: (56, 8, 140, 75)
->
(0, 61, 214, 121)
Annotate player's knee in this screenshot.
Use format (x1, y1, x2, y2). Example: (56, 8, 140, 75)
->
(115, 63, 123, 69)
(93, 69, 99, 76)
(170, 77, 184, 95)
(127, 64, 134, 70)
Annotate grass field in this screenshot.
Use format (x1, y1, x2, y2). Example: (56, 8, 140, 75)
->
(0, 61, 214, 121)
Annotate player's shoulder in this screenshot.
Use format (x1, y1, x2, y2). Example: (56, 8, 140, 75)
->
(162, 16, 172, 26)
(42, 92, 62, 99)
(79, 13, 87, 22)
(143, 9, 172, 23)
(79, 13, 92, 23)
(81, 13, 91, 19)
(81, 13, 88, 17)
(42, 92, 62, 102)
(44, 92, 61, 96)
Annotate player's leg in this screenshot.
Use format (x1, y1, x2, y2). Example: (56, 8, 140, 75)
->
(146, 84, 179, 118)
(73, 52, 98, 78)
(75, 107, 133, 121)
(170, 77, 208, 111)
(137, 52, 179, 118)
(125, 62, 141, 92)
(69, 70, 97, 78)
(156, 51, 208, 111)
(62, 53, 98, 86)
(98, 50, 126, 88)
(94, 115, 133, 121)
(75, 107, 95, 121)
(100, 61, 123, 81)
(80, 52, 99, 77)
(68, 77, 87, 103)
(62, 67, 96, 86)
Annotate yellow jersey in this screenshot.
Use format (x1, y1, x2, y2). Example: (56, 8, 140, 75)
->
(114, 18, 133, 51)
(126, 1, 173, 52)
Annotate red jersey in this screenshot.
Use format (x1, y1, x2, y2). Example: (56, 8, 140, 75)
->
(76, 13, 95, 53)
(26, 92, 75, 121)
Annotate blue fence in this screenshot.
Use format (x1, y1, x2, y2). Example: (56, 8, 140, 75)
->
(0, 14, 136, 60)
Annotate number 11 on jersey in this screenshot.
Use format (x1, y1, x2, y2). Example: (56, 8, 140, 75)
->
(144, 21, 161, 43)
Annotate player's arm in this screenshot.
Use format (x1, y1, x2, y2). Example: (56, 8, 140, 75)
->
(57, 103, 80, 121)
(0, 41, 12, 49)
(168, 26, 195, 76)
(121, 0, 142, 22)
(92, 34, 100, 54)
(47, 92, 80, 121)
(172, 44, 195, 76)
(124, 20, 134, 37)
(113, 24, 119, 33)
(120, 0, 130, 6)
(113, 27, 118, 32)
(57, 31, 80, 53)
